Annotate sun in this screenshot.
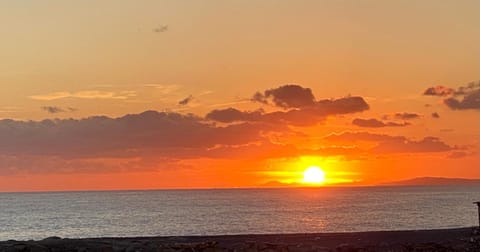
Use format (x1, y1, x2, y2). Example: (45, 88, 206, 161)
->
(302, 166, 326, 184)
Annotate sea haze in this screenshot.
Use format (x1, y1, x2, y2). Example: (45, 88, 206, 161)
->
(0, 186, 478, 241)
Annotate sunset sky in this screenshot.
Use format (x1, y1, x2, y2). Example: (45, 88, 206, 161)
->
(0, 0, 479, 191)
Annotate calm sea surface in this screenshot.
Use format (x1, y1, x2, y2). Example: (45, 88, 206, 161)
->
(0, 186, 479, 240)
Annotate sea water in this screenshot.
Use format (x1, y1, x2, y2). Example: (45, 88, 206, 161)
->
(0, 186, 478, 240)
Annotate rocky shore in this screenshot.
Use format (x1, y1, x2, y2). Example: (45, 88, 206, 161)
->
(1, 227, 479, 252)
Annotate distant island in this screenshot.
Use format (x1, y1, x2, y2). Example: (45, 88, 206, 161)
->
(382, 177, 480, 186)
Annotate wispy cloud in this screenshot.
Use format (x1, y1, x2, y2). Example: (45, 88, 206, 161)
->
(29, 90, 137, 101)
(41, 106, 78, 114)
(209, 100, 251, 108)
(0, 106, 21, 113)
(178, 95, 194, 106)
(153, 25, 168, 33)
(143, 84, 181, 97)
(352, 118, 409, 128)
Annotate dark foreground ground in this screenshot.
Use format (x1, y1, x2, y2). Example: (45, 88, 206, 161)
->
(1, 227, 480, 252)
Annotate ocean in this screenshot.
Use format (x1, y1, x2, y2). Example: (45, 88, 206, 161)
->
(0, 186, 478, 241)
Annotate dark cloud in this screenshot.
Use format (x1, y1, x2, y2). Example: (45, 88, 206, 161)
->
(208, 96, 369, 126)
(41, 106, 65, 114)
(431, 112, 440, 118)
(424, 81, 480, 110)
(352, 118, 409, 128)
(444, 89, 480, 110)
(325, 132, 455, 154)
(394, 112, 420, 120)
(423, 86, 455, 96)
(246, 85, 370, 125)
(372, 136, 454, 154)
(206, 108, 263, 123)
(252, 85, 370, 114)
(252, 84, 316, 109)
(41, 106, 77, 114)
(455, 81, 480, 95)
(178, 95, 194, 106)
(0, 111, 273, 159)
(314, 96, 369, 114)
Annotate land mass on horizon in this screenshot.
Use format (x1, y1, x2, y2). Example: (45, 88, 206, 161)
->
(381, 177, 480, 186)
(261, 177, 480, 188)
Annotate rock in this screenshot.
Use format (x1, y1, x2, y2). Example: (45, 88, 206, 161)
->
(43, 236, 62, 240)
(335, 243, 357, 252)
(287, 244, 314, 252)
(13, 244, 27, 251)
(0, 245, 17, 252)
(112, 245, 126, 252)
(203, 247, 224, 252)
(28, 244, 50, 252)
(310, 245, 331, 252)
(125, 245, 145, 252)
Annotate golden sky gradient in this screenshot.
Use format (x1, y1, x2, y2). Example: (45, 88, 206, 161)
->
(0, 1, 479, 191)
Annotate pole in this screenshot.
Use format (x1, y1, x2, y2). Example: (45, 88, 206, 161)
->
(475, 202, 480, 227)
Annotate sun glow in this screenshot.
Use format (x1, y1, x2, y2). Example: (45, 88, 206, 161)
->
(302, 166, 326, 184)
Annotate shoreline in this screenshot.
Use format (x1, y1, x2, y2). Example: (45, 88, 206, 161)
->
(1, 227, 479, 251)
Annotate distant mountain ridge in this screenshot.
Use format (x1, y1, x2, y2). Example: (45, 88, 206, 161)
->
(383, 177, 480, 186)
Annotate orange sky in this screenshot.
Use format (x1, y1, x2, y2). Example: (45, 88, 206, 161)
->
(0, 1, 479, 191)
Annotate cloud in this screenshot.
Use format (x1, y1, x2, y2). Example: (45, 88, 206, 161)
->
(424, 81, 480, 110)
(325, 131, 456, 154)
(208, 84, 369, 126)
(144, 84, 180, 94)
(423, 86, 455, 96)
(178, 95, 194, 106)
(440, 128, 454, 132)
(372, 136, 454, 154)
(314, 96, 369, 114)
(41, 106, 77, 114)
(431, 112, 440, 119)
(0, 109, 301, 174)
(206, 108, 263, 123)
(41, 106, 65, 114)
(352, 118, 409, 128)
(444, 89, 480, 110)
(252, 84, 316, 109)
(0, 107, 462, 174)
(394, 112, 420, 120)
(0, 110, 280, 159)
(0, 106, 21, 113)
(0, 154, 187, 175)
(30, 90, 137, 101)
(207, 95, 369, 126)
(325, 131, 404, 143)
(447, 151, 469, 159)
(153, 25, 168, 33)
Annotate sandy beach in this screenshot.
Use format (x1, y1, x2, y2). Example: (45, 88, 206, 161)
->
(1, 227, 479, 252)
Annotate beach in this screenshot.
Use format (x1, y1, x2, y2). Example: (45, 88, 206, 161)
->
(1, 227, 478, 252)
